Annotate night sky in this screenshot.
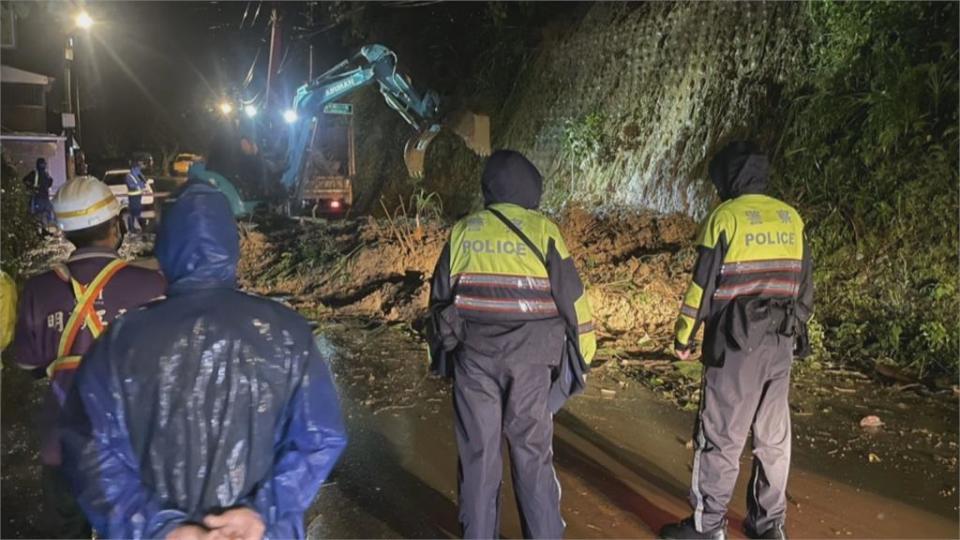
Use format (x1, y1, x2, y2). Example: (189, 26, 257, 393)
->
(4, 1, 347, 163)
(3, 1, 577, 170)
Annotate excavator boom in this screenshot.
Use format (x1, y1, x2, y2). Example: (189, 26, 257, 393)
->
(284, 44, 490, 191)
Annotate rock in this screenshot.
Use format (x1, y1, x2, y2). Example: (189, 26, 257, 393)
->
(859, 415, 884, 429)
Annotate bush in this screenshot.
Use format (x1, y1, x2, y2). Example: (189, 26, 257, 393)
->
(773, 1, 959, 378)
(1, 155, 41, 280)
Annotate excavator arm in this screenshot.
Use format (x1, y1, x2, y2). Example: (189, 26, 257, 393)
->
(281, 44, 489, 196)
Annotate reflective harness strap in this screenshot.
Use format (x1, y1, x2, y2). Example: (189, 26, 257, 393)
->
(126, 174, 143, 196)
(47, 259, 127, 377)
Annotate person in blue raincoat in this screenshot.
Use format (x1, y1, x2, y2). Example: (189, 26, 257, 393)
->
(59, 181, 348, 539)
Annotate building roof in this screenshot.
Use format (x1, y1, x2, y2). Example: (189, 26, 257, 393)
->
(0, 64, 54, 86)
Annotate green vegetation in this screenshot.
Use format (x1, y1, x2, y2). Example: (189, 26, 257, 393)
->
(1, 155, 41, 281)
(772, 1, 959, 379)
(562, 112, 610, 168)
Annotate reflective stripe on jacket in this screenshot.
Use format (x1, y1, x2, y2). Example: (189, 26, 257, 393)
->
(12, 248, 166, 465)
(46, 259, 127, 379)
(674, 194, 813, 349)
(125, 173, 144, 196)
(439, 202, 596, 364)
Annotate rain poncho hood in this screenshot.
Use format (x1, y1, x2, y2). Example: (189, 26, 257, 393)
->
(155, 182, 239, 288)
(708, 141, 769, 201)
(60, 184, 347, 539)
(482, 150, 543, 209)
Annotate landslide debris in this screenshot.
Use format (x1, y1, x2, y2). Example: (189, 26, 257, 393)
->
(237, 206, 706, 404)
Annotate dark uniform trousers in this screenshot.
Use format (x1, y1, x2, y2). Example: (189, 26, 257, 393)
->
(691, 335, 792, 534)
(454, 346, 565, 539)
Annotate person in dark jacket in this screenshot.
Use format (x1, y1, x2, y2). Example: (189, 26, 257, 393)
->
(124, 162, 146, 232)
(660, 141, 813, 540)
(22, 157, 55, 226)
(59, 182, 348, 539)
(13, 176, 166, 538)
(427, 150, 596, 539)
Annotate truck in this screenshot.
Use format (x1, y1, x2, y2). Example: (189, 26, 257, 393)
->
(298, 103, 356, 217)
(198, 44, 489, 218)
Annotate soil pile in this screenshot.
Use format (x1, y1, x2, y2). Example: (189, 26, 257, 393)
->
(237, 207, 700, 380)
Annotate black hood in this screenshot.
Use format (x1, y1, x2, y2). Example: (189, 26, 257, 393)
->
(708, 141, 769, 201)
(481, 150, 543, 209)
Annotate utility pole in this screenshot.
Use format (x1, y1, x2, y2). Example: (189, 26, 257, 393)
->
(309, 44, 314, 81)
(306, 3, 314, 82)
(64, 35, 76, 179)
(64, 36, 74, 114)
(75, 76, 81, 144)
(265, 7, 279, 107)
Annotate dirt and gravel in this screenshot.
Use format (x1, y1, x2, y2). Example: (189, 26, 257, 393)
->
(235, 208, 959, 512)
(2, 215, 957, 538)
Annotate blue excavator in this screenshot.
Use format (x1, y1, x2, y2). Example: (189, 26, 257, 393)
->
(195, 44, 490, 217)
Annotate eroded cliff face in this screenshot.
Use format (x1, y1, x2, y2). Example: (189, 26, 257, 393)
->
(499, 2, 806, 218)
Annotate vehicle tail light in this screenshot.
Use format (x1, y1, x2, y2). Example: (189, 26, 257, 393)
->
(330, 200, 342, 209)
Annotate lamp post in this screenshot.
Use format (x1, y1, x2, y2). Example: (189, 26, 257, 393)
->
(64, 11, 93, 178)
(65, 12, 94, 113)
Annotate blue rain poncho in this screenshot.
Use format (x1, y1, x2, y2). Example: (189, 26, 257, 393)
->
(60, 182, 347, 538)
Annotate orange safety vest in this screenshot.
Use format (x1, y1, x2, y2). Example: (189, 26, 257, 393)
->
(46, 259, 127, 377)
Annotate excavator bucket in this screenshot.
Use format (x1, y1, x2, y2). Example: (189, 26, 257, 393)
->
(448, 111, 491, 157)
(403, 112, 491, 177)
(404, 124, 442, 178)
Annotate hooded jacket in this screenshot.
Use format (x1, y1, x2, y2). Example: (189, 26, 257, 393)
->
(674, 141, 814, 366)
(60, 183, 347, 539)
(428, 150, 595, 411)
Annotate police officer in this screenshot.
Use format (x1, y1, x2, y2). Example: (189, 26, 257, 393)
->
(12, 176, 165, 538)
(124, 161, 146, 232)
(428, 150, 596, 539)
(660, 141, 813, 540)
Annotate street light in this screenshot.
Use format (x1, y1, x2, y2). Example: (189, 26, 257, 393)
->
(283, 109, 298, 124)
(218, 102, 234, 115)
(244, 105, 258, 118)
(75, 12, 94, 30)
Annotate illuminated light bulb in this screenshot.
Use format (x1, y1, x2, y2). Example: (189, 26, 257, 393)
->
(75, 12, 94, 30)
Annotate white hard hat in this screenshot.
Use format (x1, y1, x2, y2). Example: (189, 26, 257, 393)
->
(52, 176, 121, 232)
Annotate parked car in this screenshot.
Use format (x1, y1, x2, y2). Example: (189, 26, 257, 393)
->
(172, 153, 202, 176)
(102, 169, 156, 223)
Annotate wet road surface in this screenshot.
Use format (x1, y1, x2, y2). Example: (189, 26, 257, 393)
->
(305, 321, 958, 539)
(2, 316, 957, 538)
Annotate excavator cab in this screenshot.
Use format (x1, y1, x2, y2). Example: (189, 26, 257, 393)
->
(297, 103, 356, 217)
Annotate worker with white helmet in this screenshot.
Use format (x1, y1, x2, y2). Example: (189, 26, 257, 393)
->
(12, 176, 165, 538)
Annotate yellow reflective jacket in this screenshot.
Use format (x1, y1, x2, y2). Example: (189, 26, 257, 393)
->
(0, 271, 17, 352)
(430, 203, 596, 366)
(675, 193, 813, 354)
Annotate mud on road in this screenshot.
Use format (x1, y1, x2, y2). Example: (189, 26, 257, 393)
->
(2, 218, 957, 538)
(309, 319, 958, 538)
